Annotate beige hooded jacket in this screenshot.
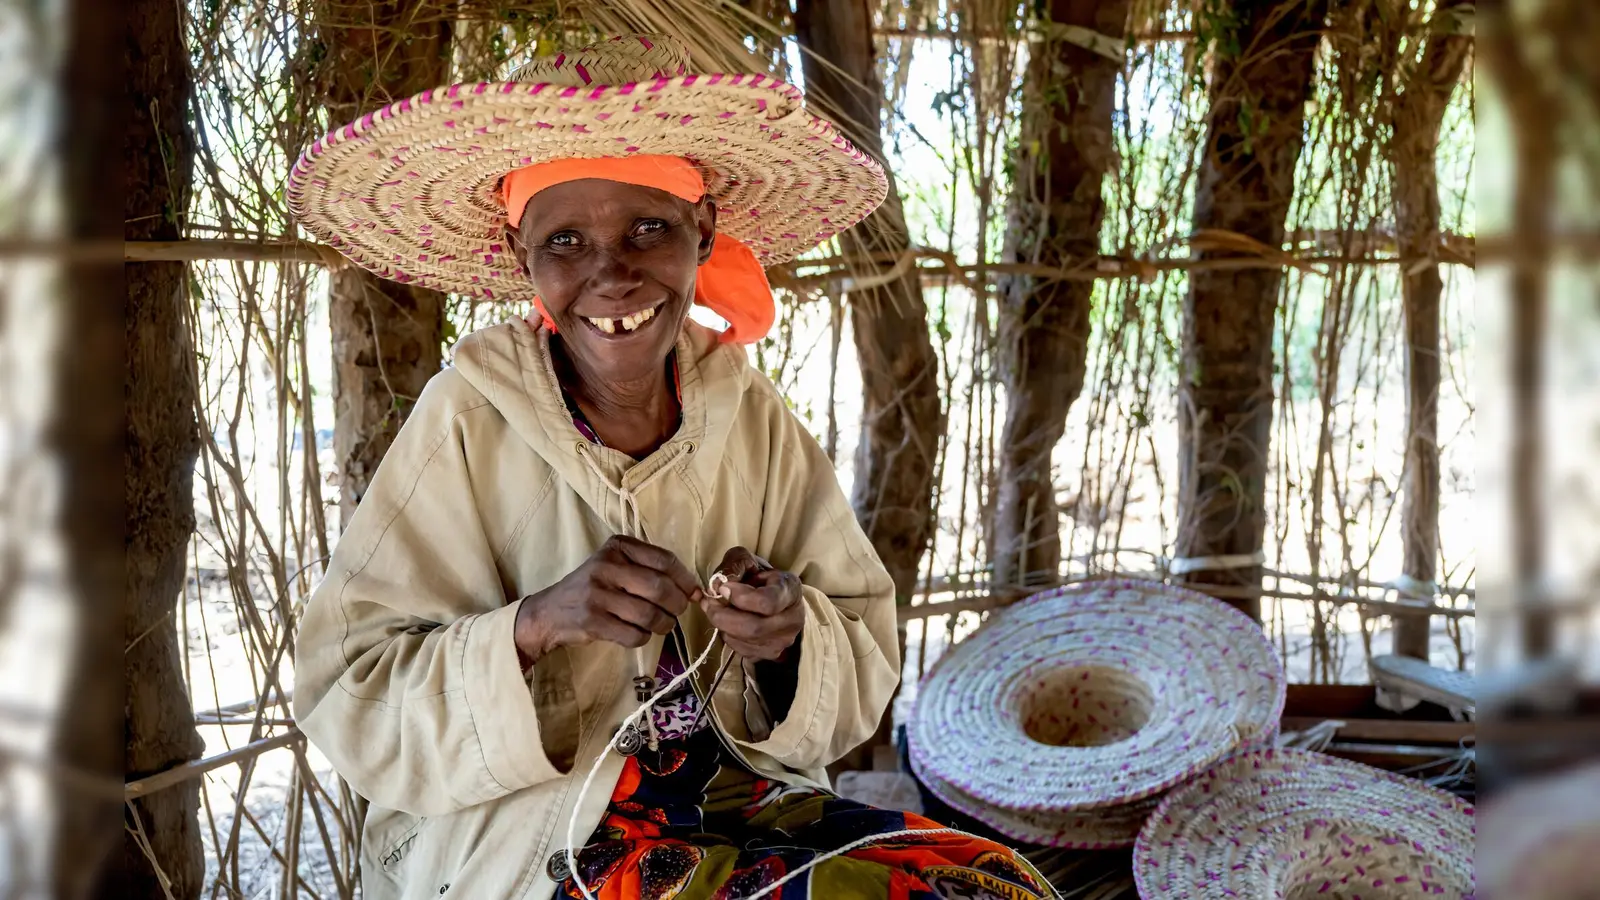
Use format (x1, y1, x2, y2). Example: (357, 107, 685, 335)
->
(293, 318, 900, 900)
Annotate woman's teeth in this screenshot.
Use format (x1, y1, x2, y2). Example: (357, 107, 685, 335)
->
(586, 306, 655, 334)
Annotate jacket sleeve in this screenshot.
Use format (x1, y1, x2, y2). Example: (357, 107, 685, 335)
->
(721, 385, 901, 770)
(293, 370, 567, 817)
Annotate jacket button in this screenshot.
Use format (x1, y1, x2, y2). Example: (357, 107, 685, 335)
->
(546, 849, 572, 882)
(615, 723, 644, 757)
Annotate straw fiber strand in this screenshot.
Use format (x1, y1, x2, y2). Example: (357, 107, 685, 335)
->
(504, 34, 691, 85)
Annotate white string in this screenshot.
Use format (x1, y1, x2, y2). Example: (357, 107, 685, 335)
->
(564, 573, 733, 900)
(562, 573, 983, 900)
(564, 632, 721, 900)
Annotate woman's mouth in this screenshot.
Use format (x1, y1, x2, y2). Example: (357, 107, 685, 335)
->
(582, 303, 661, 336)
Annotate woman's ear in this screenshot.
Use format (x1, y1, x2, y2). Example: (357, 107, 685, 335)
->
(504, 222, 530, 275)
(695, 196, 718, 266)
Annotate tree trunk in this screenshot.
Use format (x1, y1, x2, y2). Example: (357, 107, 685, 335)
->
(793, 1, 940, 602)
(1177, 0, 1330, 620)
(329, 276, 447, 526)
(792, 0, 945, 605)
(992, 0, 1130, 591)
(793, 0, 945, 767)
(122, 0, 206, 895)
(9, 2, 138, 896)
(314, 2, 452, 528)
(1387, 0, 1472, 659)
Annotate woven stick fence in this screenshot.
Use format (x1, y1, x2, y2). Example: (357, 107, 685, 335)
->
(99, 0, 1495, 897)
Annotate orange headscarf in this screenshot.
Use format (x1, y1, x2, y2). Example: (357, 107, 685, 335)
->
(501, 155, 773, 344)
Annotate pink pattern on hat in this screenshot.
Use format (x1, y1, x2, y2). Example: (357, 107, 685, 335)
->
(285, 34, 888, 303)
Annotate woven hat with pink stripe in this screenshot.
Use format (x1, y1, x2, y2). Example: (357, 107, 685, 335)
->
(286, 35, 887, 299)
(1134, 748, 1475, 899)
(908, 580, 1285, 848)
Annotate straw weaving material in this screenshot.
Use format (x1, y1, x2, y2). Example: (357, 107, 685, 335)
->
(908, 580, 1285, 848)
(287, 35, 887, 300)
(1134, 748, 1475, 899)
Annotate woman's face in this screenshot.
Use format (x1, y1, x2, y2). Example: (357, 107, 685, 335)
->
(510, 179, 716, 383)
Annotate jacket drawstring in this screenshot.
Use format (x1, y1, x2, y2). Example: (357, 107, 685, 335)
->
(574, 441, 691, 751)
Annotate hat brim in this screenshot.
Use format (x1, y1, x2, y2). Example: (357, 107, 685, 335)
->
(1133, 749, 1475, 899)
(908, 580, 1286, 814)
(912, 724, 1283, 849)
(912, 751, 1160, 849)
(287, 73, 887, 300)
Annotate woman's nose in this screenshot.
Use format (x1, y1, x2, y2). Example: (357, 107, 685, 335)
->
(586, 247, 645, 297)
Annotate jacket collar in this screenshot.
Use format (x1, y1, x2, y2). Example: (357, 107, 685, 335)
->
(451, 318, 752, 533)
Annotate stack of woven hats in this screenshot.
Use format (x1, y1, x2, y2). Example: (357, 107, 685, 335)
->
(908, 579, 1477, 898)
(908, 579, 1286, 849)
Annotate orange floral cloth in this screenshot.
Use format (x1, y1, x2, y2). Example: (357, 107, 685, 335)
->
(557, 636, 1052, 900)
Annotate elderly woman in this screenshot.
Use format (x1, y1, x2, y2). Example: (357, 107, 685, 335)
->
(291, 36, 1048, 900)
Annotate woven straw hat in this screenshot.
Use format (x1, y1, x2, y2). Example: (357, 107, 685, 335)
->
(287, 34, 887, 299)
(908, 580, 1285, 848)
(912, 729, 1282, 850)
(1134, 748, 1475, 899)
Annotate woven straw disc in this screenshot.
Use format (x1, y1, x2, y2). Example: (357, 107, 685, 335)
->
(287, 35, 887, 300)
(1134, 749, 1475, 899)
(909, 580, 1285, 817)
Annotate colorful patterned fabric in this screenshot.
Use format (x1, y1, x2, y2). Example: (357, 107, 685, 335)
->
(559, 639, 1054, 900)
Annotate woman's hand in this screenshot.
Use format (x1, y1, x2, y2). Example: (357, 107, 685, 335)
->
(701, 547, 804, 662)
(514, 535, 703, 665)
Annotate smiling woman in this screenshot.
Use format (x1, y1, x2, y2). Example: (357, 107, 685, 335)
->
(285, 34, 1050, 900)
(510, 173, 716, 458)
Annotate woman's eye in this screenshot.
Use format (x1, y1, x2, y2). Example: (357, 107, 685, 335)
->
(634, 219, 669, 238)
(546, 232, 580, 249)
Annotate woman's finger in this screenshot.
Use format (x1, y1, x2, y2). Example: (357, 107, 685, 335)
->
(723, 582, 788, 617)
(586, 609, 655, 648)
(595, 589, 675, 636)
(702, 596, 803, 649)
(700, 597, 768, 642)
(714, 546, 772, 585)
(608, 535, 704, 600)
(724, 636, 784, 661)
(600, 560, 691, 616)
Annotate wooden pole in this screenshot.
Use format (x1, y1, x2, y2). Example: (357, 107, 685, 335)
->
(1388, 0, 1474, 659)
(992, 0, 1131, 591)
(106, 235, 1478, 271)
(794, 0, 948, 766)
(1479, 6, 1559, 658)
(122, 0, 207, 894)
(793, 0, 947, 605)
(313, 1, 452, 528)
(124, 731, 305, 801)
(1176, 0, 1331, 621)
